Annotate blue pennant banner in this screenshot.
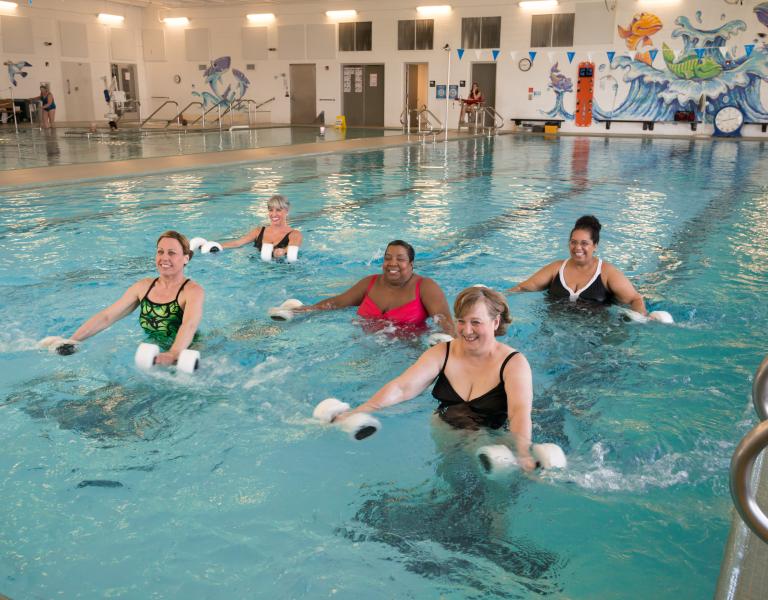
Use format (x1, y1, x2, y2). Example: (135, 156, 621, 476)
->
(649, 49, 658, 63)
(457, 48, 465, 60)
(606, 51, 615, 63)
(529, 51, 537, 62)
(567, 51, 576, 64)
(492, 49, 500, 61)
(745, 44, 755, 57)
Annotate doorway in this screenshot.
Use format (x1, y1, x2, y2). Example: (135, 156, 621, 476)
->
(289, 64, 317, 124)
(404, 63, 428, 129)
(470, 62, 497, 125)
(61, 61, 95, 123)
(110, 63, 139, 120)
(342, 64, 384, 127)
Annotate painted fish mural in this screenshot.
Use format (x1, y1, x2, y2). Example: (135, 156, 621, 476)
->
(193, 56, 250, 108)
(662, 43, 723, 80)
(618, 12, 662, 65)
(5, 60, 32, 86)
(542, 62, 574, 120)
(755, 3, 768, 29)
(593, 16, 768, 124)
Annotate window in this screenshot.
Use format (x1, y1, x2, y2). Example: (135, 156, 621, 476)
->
(339, 21, 372, 51)
(461, 16, 501, 49)
(398, 19, 434, 50)
(530, 14, 574, 48)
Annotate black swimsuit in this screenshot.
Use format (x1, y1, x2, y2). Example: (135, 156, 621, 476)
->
(548, 258, 614, 304)
(253, 227, 292, 250)
(432, 342, 519, 430)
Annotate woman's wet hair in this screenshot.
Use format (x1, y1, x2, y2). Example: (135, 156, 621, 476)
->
(572, 215, 602, 245)
(386, 240, 415, 263)
(267, 194, 290, 211)
(157, 230, 193, 259)
(453, 286, 512, 336)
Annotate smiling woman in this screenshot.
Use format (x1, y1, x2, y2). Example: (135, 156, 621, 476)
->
(38, 231, 205, 365)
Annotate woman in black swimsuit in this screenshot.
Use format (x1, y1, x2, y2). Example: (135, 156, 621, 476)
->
(334, 286, 536, 471)
(507, 215, 649, 315)
(220, 194, 303, 258)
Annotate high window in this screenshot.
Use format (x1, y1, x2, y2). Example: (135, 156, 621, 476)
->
(339, 21, 372, 51)
(460, 16, 501, 49)
(530, 14, 575, 47)
(397, 19, 434, 50)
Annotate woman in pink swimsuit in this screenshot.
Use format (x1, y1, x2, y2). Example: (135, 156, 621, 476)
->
(296, 240, 455, 335)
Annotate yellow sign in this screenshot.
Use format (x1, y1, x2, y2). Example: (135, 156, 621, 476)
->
(335, 115, 347, 129)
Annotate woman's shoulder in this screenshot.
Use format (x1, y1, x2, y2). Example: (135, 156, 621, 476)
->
(182, 279, 204, 293)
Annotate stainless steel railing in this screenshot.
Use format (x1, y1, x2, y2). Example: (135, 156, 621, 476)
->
(730, 356, 768, 543)
(140, 100, 179, 129)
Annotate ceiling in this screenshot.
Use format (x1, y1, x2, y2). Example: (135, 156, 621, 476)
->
(107, 0, 308, 7)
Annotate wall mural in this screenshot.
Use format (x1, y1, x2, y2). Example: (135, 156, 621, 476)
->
(192, 56, 250, 108)
(543, 62, 574, 120)
(6, 60, 32, 87)
(589, 11, 768, 124)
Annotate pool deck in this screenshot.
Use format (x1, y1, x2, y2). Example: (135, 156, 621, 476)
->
(0, 130, 475, 191)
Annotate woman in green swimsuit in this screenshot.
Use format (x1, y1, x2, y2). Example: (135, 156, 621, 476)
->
(42, 231, 204, 365)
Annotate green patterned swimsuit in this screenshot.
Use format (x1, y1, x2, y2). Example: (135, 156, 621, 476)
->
(139, 278, 189, 348)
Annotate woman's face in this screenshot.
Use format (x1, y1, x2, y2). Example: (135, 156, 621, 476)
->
(155, 237, 188, 276)
(267, 204, 288, 226)
(569, 228, 596, 264)
(382, 244, 414, 284)
(456, 300, 499, 349)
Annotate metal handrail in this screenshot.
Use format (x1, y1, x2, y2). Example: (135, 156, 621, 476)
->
(418, 107, 443, 134)
(729, 356, 768, 544)
(140, 100, 179, 129)
(168, 101, 203, 128)
(189, 101, 225, 127)
(484, 106, 505, 130)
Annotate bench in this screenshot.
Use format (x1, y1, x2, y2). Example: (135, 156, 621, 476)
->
(511, 118, 564, 128)
(746, 122, 768, 133)
(595, 118, 698, 132)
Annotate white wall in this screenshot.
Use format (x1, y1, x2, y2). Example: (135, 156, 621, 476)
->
(1, 0, 766, 137)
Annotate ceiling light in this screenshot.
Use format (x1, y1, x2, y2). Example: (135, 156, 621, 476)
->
(637, 0, 681, 5)
(326, 10, 358, 19)
(98, 13, 125, 24)
(0, 1, 18, 9)
(162, 17, 190, 26)
(247, 13, 275, 23)
(416, 5, 452, 15)
(518, 0, 559, 9)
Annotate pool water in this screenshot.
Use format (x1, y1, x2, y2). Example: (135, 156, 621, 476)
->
(0, 125, 400, 171)
(1, 135, 767, 598)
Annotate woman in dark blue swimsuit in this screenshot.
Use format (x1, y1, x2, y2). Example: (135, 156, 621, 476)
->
(333, 286, 537, 471)
(31, 84, 56, 128)
(507, 215, 649, 315)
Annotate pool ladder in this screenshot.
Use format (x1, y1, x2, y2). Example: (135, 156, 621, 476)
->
(400, 106, 443, 143)
(729, 355, 768, 544)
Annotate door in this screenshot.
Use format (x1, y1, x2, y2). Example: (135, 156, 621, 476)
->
(111, 63, 139, 120)
(289, 64, 316, 124)
(343, 64, 385, 127)
(470, 63, 497, 126)
(61, 61, 95, 123)
(404, 63, 428, 129)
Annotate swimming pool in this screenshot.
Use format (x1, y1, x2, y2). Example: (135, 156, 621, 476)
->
(1, 135, 766, 598)
(0, 125, 401, 171)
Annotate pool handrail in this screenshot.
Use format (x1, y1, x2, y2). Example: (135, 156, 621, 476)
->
(140, 100, 179, 129)
(729, 355, 768, 544)
(168, 101, 203, 128)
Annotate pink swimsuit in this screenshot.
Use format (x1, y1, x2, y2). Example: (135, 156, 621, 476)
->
(356, 275, 429, 326)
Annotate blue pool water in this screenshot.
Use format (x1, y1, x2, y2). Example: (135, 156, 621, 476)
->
(0, 125, 400, 171)
(1, 135, 767, 598)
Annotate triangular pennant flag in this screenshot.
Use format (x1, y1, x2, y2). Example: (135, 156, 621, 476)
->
(547, 51, 555, 65)
(492, 49, 500, 61)
(567, 51, 575, 64)
(745, 44, 755, 57)
(649, 48, 658, 63)
(695, 48, 705, 61)
(457, 48, 465, 60)
(529, 51, 537, 62)
(474, 49, 482, 59)
(607, 51, 615, 63)
(510, 50, 518, 61)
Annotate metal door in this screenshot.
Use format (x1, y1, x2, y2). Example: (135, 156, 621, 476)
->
(363, 64, 384, 127)
(343, 64, 384, 127)
(470, 62, 497, 125)
(289, 64, 317, 124)
(61, 61, 95, 123)
(111, 63, 139, 120)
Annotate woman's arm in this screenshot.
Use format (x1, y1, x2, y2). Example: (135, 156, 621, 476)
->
(70, 280, 146, 342)
(503, 353, 535, 471)
(296, 275, 372, 312)
(339, 344, 445, 417)
(288, 229, 303, 247)
(221, 227, 261, 249)
(419, 277, 455, 336)
(156, 282, 205, 365)
(507, 261, 560, 293)
(603, 263, 646, 315)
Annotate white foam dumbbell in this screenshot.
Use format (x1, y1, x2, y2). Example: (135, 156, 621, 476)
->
(286, 245, 300, 263)
(38, 335, 79, 355)
(477, 442, 567, 474)
(177, 349, 201, 373)
(260, 242, 274, 262)
(200, 241, 223, 254)
(189, 237, 207, 252)
(648, 310, 674, 324)
(135, 342, 160, 370)
(268, 299, 304, 321)
(426, 333, 453, 347)
(531, 443, 567, 469)
(312, 398, 381, 441)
